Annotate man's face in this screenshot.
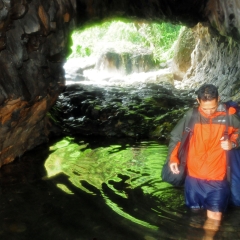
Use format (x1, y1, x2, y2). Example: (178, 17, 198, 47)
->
(197, 98, 219, 116)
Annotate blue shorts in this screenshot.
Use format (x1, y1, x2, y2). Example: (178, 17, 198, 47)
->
(185, 175, 230, 212)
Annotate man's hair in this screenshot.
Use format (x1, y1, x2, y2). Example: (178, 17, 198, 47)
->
(196, 84, 218, 101)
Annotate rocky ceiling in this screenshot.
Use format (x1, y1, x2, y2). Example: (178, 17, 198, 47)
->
(0, 0, 239, 167)
(76, 0, 240, 42)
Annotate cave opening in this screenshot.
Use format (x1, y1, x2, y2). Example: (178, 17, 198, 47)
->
(64, 19, 184, 88)
(48, 19, 196, 141)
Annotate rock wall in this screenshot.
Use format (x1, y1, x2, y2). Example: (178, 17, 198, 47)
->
(183, 0, 240, 100)
(180, 23, 240, 101)
(206, 0, 240, 43)
(0, 0, 76, 166)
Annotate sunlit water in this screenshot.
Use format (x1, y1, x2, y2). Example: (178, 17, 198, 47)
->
(0, 137, 240, 240)
(63, 57, 176, 89)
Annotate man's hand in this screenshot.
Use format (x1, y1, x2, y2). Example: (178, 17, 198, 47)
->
(170, 163, 180, 174)
(220, 137, 233, 150)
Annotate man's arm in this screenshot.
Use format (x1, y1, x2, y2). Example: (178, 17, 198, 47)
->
(167, 109, 194, 172)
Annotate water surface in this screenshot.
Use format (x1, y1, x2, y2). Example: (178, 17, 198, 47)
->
(0, 137, 239, 240)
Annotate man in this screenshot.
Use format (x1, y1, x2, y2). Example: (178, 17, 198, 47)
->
(168, 84, 240, 223)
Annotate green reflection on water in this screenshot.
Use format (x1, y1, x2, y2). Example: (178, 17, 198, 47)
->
(44, 137, 170, 229)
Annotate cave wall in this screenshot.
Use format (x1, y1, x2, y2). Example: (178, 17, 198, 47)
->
(177, 0, 240, 100)
(206, 0, 240, 42)
(0, 0, 76, 167)
(180, 23, 240, 101)
(0, 0, 240, 166)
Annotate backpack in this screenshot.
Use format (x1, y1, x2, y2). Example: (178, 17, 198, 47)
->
(225, 100, 240, 206)
(225, 100, 240, 117)
(161, 108, 198, 186)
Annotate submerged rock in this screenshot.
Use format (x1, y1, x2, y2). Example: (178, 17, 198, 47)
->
(49, 83, 195, 140)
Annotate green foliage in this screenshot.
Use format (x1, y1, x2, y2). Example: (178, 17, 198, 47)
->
(69, 20, 183, 63)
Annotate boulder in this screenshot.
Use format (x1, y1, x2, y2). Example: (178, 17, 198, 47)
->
(172, 27, 197, 80)
(95, 48, 157, 75)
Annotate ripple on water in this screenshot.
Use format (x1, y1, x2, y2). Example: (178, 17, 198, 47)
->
(43, 137, 209, 239)
(1, 136, 240, 239)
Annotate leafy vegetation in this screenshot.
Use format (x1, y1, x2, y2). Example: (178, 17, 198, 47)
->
(69, 20, 183, 63)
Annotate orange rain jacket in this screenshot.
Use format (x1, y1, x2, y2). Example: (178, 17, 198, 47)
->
(169, 103, 240, 181)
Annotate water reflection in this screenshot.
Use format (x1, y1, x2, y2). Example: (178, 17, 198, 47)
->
(43, 137, 198, 239)
(45, 138, 170, 229)
(0, 137, 240, 239)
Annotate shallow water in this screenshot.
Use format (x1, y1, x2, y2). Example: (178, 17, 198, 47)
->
(0, 137, 240, 240)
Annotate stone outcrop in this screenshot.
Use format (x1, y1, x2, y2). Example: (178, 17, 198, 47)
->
(95, 48, 157, 75)
(180, 23, 240, 101)
(171, 27, 197, 80)
(1, 0, 240, 166)
(206, 0, 240, 43)
(0, 0, 76, 166)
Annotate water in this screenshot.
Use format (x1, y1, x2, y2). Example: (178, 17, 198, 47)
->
(0, 137, 240, 240)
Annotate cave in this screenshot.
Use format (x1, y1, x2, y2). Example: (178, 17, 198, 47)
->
(0, 0, 240, 168)
(1, 1, 240, 239)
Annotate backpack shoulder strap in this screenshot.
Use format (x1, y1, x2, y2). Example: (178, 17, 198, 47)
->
(224, 104, 231, 182)
(181, 107, 198, 143)
(179, 107, 198, 151)
(177, 107, 198, 164)
(224, 104, 229, 140)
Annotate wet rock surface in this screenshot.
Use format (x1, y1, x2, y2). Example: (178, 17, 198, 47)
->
(49, 83, 195, 140)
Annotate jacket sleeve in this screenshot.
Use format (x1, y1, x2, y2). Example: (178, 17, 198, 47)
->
(168, 108, 194, 164)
